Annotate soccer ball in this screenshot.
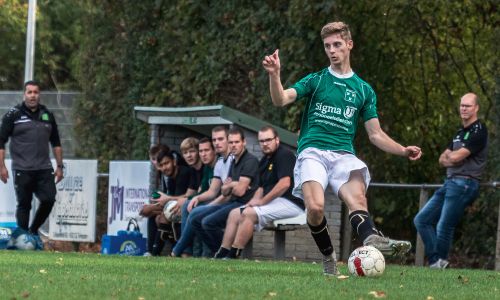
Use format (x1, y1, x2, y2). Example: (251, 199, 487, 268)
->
(163, 200, 180, 222)
(15, 233, 36, 250)
(348, 246, 385, 277)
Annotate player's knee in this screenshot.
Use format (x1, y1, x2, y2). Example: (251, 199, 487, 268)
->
(306, 206, 324, 222)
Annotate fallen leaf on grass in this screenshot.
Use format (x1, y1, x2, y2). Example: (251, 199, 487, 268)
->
(458, 275, 469, 284)
(368, 291, 387, 298)
(138, 297, 145, 300)
(426, 296, 434, 300)
(268, 292, 277, 297)
(21, 291, 30, 298)
(39, 269, 47, 274)
(337, 275, 349, 280)
(399, 285, 403, 288)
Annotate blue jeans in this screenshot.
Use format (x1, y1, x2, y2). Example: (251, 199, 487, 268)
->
(172, 201, 206, 257)
(190, 201, 242, 256)
(413, 177, 479, 264)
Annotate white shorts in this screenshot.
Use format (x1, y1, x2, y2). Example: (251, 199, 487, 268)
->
(246, 197, 304, 231)
(292, 147, 371, 199)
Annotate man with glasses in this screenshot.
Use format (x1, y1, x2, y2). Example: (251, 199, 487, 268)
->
(214, 126, 304, 258)
(414, 92, 488, 269)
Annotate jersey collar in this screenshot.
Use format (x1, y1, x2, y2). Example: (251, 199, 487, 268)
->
(328, 66, 354, 79)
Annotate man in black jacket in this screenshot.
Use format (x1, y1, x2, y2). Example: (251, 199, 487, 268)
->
(0, 81, 64, 250)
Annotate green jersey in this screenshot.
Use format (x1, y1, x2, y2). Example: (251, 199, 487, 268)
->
(199, 164, 214, 193)
(291, 67, 378, 154)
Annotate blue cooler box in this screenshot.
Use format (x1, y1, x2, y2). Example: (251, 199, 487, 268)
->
(101, 233, 147, 256)
(101, 219, 146, 256)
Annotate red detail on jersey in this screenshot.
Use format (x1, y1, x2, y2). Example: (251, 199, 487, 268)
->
(354, 257, 365, 276)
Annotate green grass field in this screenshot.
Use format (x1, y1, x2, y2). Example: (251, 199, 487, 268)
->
(0, 250, 498, 300)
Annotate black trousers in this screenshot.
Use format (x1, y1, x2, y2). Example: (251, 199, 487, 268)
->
(13, 169, 56, 233)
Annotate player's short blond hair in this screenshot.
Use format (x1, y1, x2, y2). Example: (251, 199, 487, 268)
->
(320, 22, 352, 41)
(180, 137, 199, 153)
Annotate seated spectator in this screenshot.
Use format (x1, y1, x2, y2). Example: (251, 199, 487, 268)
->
(157, 137, 202, 218)
(171, 127, 233, 257)
(151, 149, 194, 256)
(191, 127, 259, 257)
(174, 137, 218, 257)
(215, 126, 305, 258)
(141, 144, 169, 256)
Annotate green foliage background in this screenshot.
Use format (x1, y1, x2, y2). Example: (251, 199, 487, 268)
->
(0, 0, 498, 267)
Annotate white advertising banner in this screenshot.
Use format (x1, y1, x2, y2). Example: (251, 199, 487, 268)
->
(107, 161, 150, 236)
(0, 159, 98, 243)
(49, 160, 98, 242)
(0, 160, 16, 228)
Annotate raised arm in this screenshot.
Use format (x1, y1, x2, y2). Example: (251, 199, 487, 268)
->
(364, 118, 422, 160)
(262, 49, 297, 107)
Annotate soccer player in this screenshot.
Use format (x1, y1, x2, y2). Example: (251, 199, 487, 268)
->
(262, 21, 422, 275)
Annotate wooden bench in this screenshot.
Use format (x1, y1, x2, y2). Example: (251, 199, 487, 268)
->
(243, 212, 307, 260)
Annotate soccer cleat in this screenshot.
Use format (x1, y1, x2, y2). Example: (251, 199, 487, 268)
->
(363, 234, 411, 256)
(31, 234, 44, 250)
(429, 258, 449, 269)
(322, 251, 339, 276)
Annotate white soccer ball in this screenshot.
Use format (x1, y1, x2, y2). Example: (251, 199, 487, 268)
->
(16, 233, 36, 250)
(348, 245, 385, 277)
(163, 200, 180, 222)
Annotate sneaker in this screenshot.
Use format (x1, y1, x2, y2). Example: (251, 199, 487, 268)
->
(364, 234, 412, 256)
(429, 258, 449, 269)
(6, 228, 28, 250)
(143, 252, 152, 257)
(322, 251, 339, 276)
(31, 234, 44, 250)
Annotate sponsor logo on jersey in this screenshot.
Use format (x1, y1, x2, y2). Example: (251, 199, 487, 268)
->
(334, 82, 346, 87)
(315, 103, 341, 115)
(41, 113, 49, 121)
(344, 89, 356, 103)
(343, 106, 357, 119)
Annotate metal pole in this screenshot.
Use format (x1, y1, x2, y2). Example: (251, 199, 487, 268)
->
(24, 0, 37, 82)
(496, 195, 500, 271)
(415, 188, 429, 266)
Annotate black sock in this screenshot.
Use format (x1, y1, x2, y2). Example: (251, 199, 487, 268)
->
(349, 210, 378, 242)
(308, 216, 333, 256)
(227, 247, 242, 259)
(214, 247, 229, 259)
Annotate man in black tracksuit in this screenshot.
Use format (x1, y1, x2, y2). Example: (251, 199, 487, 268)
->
(0, 81, 64, 250)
